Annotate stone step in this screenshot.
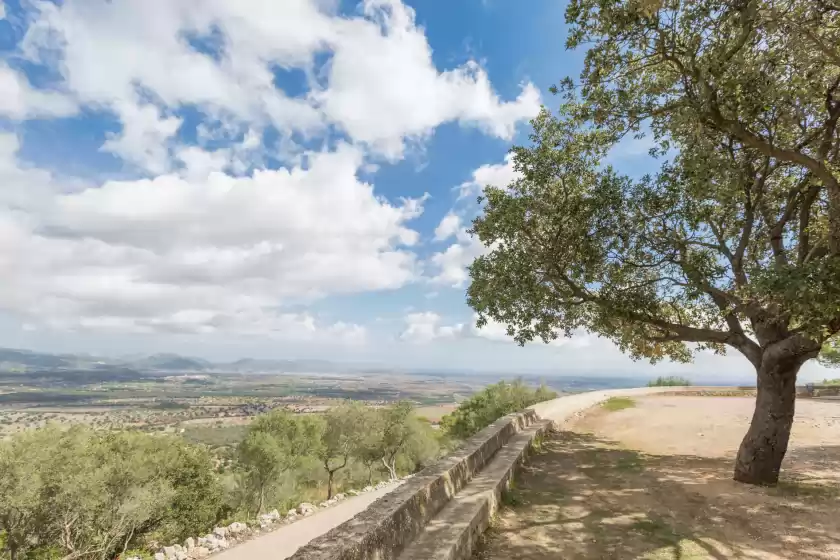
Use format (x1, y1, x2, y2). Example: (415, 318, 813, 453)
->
(398, 419, 552, 560)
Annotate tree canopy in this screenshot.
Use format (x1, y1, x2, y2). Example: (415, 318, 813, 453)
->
(467, 0, 840, 485)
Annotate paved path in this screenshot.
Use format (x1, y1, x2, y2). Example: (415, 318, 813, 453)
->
(529, 386, 677, 425)
(213, 483, 401, 560)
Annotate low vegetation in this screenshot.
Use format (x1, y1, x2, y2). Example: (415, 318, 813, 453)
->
(602, 397, 636, 412)
(0, 378, 551, 559)
(0, 400, 439, 560)
(439, 380, 556, 440)
(647, 376, 692, 387)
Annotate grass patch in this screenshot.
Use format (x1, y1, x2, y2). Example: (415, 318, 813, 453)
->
(615, 453, 646, 473)
(631, 518, 681, 545)
(602, 397, 636, 411)
(772, 480, 840, 500)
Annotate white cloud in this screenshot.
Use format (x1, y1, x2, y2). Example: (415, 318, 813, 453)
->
(317, 0, 541, 157)
(19, 0, 539, 163)
(101, 100, 183, 174)
(0, 63, 77, 120)
(457, 152, 518, 199)
(0, 2, 6, 20)
(400, 311, 464, 344)
(428, 234, 486, 287)
(469, 314, 594, 348)
(0, 134, 420, 338)
(434, 212, 462, 241)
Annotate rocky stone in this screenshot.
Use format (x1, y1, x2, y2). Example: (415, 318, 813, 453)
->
(318, 501, 329, 508)
(287, 508, 298, 517)
(362, 485, 374, 492)
(154, 553, 165, 560)
(348, 489, 360, 496)
(227, 521, 247, 534)
(333, 493, 345, 501)
(213, 526, 227, 538)
(163, 545, 177, 559)
(297, 502, 317, 516)
(174, 551, 188, 560)
(184, 537, 195, 550)
(189, 546, 210, 559)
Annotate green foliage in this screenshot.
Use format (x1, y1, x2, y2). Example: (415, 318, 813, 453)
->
(647, 376, 692, 387)
(440, 380, 557, 440)
(0, 426, 223, 560)
(602, 397, 636, 412)
(237, 410, 321, 514)
(315, 402, 368, 499)
(468, 0, 840, 373)
(819, 338, 840, 367)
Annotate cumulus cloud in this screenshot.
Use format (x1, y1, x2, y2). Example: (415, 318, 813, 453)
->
(457, 152, 518, 199)
(429, 154, 523, 286)
(19, 0, 539, 162)
(0, 0, 541, 348)
(400, 312, 464, 344)
(434, 212, 461, 241)
(0, 134, 416, 338)
(0, 63, 77, 119)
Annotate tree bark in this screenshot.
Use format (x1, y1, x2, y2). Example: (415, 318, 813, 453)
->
(327, 471, 335, 500)
(733, 354, 801, 485)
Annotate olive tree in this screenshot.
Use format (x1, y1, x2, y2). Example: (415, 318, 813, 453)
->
(315, 402, 368, 499)
(238, 410, 320, 514)
(468, 0, 840, 485)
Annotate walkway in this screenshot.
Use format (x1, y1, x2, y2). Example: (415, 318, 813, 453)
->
(213, 484, 400, 560)
(473, 395, 840, 560)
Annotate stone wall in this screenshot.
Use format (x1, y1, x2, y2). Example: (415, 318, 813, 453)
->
(287, 410, 539, 560)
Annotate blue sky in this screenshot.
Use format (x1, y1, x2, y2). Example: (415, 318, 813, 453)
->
(0, 0, 830, 381)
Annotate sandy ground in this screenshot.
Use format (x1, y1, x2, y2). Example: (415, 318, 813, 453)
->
(475, 395, 840, 560)
(212, 483, 399, 560)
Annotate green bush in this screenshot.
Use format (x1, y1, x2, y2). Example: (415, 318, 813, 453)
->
(0, 426, 225, 560)
(440, 380, 556, 440)
(647, 376, 692, 387)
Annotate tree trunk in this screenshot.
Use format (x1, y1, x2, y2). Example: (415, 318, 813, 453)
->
(327, 471, 334, 500)
(733, 355, 801, 485)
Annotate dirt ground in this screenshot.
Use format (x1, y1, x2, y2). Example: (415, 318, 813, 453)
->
(474, 396, 840, 560)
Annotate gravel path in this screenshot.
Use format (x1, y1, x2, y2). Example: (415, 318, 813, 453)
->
(212, 483, 400, 560)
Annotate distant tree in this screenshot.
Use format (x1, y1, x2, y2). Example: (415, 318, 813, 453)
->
(647, 376, 692, 387)
(468, 0, 840, 485)
(0, 426, 223, 560)
(368, 402, 440, 481)
(238, 410, 320, 514)
(820, 337, 840, 367)
(440, 380, 556, 440)
(352, 409, 386, 486)
(314, 402, 367, 499)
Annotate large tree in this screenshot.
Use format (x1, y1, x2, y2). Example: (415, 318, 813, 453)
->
(468, 0, 840, 485)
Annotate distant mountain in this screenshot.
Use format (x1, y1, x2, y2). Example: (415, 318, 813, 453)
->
(226, 358, 339, 373)
(128, 353, 212, 371)
(0, 347, 340, 375)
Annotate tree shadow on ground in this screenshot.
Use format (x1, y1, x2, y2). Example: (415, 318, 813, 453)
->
(473, 431, 840, 559)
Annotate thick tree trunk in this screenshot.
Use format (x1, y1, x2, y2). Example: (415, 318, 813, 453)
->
(733, 355, 801, 485)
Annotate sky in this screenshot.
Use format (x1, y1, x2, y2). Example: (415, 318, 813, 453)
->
(0, 0, 832, 382)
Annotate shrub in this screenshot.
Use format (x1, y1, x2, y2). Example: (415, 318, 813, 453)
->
(440, 380, 556, 440)
(602, 397, 635, 411)
(647, 376, 692, 387)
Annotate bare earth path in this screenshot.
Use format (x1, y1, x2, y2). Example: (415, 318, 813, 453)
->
(213, 484, 399, 560)
(475, 396, 840, 560)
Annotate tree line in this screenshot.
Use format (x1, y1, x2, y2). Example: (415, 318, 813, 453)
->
(0, 400, 440, 560)
(0, 381, 557, 560)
